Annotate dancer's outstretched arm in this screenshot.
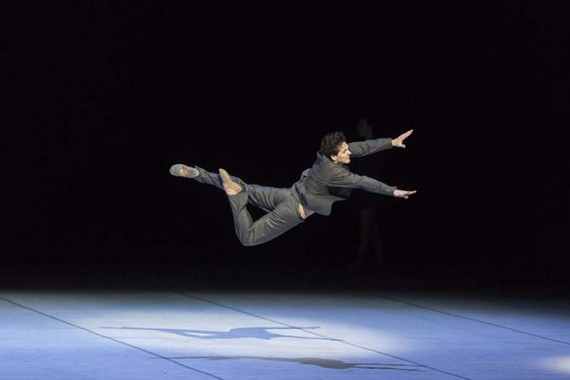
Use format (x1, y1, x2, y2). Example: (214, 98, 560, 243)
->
(348, 129, 414, 158)
(348, 138, 393, 158)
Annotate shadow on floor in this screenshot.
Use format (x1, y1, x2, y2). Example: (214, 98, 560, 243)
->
(102, 325, 339, 341)
(167, 356, 424, 371)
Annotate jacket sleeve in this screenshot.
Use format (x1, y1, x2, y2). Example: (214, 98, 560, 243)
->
(328, 166, 396, 196)
(348, 138, 393, 158)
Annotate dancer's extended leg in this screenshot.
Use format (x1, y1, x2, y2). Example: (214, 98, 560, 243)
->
(219, 168, 304, 246)
(170, 164, 304, 246)
(171, 164, 290, 212)
(170, 164, 246, 190)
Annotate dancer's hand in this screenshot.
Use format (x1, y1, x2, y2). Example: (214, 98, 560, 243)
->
(392, 129, 414, 148)
(394, 189, 417, 199)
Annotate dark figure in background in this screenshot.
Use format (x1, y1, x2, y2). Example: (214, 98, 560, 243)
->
(169, 129, 415, 247)
(348, 118, 389, 272)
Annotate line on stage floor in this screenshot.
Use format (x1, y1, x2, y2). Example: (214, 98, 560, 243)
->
(372, 293, 570, 346)
(0, 295, 225, 380)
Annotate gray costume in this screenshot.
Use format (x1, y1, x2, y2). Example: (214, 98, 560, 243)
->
(194, 138, 397, 246)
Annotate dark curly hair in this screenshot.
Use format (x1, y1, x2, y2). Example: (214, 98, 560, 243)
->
(320, 131, 346, 159)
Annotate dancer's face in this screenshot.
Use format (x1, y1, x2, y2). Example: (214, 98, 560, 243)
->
(332, 142, 351, 164)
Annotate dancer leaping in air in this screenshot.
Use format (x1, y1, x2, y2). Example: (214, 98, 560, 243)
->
(170, 129, 416, 246)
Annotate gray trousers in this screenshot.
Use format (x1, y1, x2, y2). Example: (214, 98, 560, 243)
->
(194, 167, 304, 246)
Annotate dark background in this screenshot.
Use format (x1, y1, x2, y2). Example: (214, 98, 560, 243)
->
(2, 1, 569, 291)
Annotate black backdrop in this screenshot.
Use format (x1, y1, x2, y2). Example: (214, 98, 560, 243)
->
(3, 2, 569, 287)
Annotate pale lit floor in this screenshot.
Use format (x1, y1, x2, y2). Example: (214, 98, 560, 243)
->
(1, 263, 569, 380)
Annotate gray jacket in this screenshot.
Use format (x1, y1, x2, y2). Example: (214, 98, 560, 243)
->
(292, 138, 397, 216)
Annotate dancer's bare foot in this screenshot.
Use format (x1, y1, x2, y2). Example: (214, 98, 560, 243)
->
(169, 164, 199, 178)
(219, 168, 243, 195)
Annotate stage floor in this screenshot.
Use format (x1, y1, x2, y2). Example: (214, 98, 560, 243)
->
(1, 263, 569, 379)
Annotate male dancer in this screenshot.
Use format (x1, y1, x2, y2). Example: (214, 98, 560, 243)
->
(170, 129, 416, 246)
